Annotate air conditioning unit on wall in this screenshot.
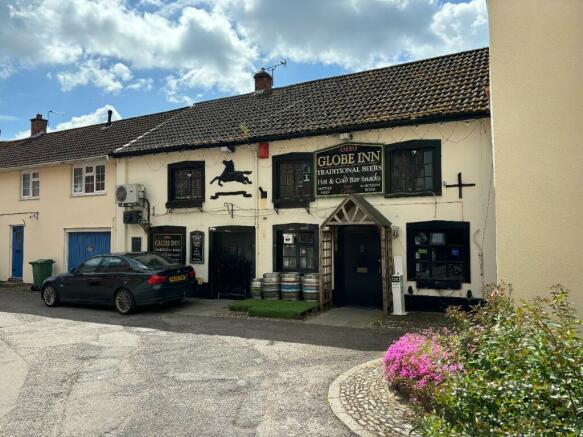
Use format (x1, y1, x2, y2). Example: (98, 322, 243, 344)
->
(123, 210, 143, 225)
(116, 184, 145, 206)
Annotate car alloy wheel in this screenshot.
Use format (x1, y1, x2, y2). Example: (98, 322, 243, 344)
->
(114, 289, 135, 315)
(42, 285, 58, 307)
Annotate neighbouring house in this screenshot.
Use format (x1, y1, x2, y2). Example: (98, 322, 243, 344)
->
(111, 48, 495, 313)
(0, 108, 186, 284)
(488, 0, 583, 313)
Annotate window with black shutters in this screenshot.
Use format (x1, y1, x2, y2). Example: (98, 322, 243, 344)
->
(385, 140, 441, 197)
(273, 224, 318, 274)
(166, 161, 205, 208)
(272, 153, 314, 208)
(406, 221, 470, 290)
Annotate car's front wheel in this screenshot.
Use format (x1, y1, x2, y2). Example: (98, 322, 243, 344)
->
(114, 288, 136, 315)
(42, 285, 59, 307)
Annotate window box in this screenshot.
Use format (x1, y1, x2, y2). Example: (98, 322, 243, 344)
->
(166, 161, 205, 209)
(406, 221, 470, 289)
(272, 153, 314, 208)
(385, 140, 441, 197)
(72, 163, 106, 196)
(21, 170, 40, 199)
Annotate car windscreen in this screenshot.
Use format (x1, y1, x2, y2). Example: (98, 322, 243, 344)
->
(125, 253, 177, 269)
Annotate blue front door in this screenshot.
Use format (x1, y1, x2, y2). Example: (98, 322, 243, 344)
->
(11, 225, 24, 278)
(68, 232, 111, 270)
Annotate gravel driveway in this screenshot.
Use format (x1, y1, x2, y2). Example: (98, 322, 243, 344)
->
(0, 290, 402, 436)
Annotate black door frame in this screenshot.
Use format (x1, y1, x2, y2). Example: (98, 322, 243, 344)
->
(209, 226, 256, 298)
(333, 225, 382, 307)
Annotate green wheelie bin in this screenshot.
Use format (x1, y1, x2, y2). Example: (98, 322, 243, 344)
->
(29, 259, 55, 291)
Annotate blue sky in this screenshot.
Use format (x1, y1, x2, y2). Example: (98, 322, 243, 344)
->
(0, 0, 488, 140)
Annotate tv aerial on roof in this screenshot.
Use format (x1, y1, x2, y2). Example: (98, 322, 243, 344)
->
(263, 60, 287, 81)
(47, 110, 64, 129)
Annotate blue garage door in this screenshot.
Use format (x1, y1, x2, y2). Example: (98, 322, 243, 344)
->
(68, 232, 111, 270)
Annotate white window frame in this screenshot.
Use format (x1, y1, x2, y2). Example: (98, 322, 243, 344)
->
(71, 162, 106, 196)
(21, 170, 40, 200)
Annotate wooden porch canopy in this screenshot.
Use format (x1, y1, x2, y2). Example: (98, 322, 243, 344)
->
(319, 195, 394, 314)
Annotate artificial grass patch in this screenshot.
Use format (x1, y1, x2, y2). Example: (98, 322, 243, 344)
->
(229, 299, 319, 320)
(229, 299, 258, 313)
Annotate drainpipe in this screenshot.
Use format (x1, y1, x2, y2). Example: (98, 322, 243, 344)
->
(254, 144, 260, 278)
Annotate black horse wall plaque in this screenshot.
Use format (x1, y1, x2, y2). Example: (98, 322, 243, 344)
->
(210, 160, 252, 186)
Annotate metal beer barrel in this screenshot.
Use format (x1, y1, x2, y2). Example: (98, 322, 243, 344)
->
(302, 273, 320, 302)
(262, 272, 280, 300)
(250, 278, 263, 299)
(280, 272, 301, 301)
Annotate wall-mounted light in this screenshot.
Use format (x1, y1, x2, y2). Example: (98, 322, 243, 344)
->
(339, 132, 352, 141)
(391, 225, 399, 239)
(303, 165, 311, 183)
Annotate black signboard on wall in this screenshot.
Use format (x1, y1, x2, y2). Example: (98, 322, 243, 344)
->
(149, 226, 186, 264)
(190, 231, 205, 264)
(315, 144, 383, 196)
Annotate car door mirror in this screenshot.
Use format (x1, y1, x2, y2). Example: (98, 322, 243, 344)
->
(69, 267, 78, 274)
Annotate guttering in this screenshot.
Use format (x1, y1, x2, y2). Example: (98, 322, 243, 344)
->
(111, 111, 489, 158)
(0, 155, 109, 173)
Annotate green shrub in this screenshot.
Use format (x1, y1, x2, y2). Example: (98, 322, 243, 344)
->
(418, 284, 583, 436)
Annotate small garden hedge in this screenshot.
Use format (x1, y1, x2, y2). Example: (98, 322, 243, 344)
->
(383, 285, 583, 436)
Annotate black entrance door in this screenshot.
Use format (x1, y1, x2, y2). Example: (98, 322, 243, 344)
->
(336, 226, 382, 307)
(210, 227, 255, 299)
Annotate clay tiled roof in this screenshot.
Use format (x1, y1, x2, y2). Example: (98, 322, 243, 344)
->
(0, 108, 186, 169)
(114, 48, 489, 157)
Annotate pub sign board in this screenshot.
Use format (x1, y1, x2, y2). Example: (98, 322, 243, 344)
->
(315, 143, 383, 196)
(149, 226, 186, 264)
(190, 230, 205, 264)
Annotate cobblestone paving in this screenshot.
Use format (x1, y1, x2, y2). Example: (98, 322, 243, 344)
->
(336, 359, 420, 437)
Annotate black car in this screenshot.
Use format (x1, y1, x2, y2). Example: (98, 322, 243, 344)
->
(41, 252, 196, 314)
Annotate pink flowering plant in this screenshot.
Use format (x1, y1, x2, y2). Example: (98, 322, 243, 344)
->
(383, 329, 461, 407)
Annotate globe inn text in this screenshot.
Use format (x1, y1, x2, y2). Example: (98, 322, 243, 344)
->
(0, 48, 496, 313)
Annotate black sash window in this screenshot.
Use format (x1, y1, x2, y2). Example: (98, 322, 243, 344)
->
(166, 161, 205, 209)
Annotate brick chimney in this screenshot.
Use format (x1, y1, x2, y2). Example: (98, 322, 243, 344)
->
(30, 113, 48, 136)
(254, 69, 273, 92)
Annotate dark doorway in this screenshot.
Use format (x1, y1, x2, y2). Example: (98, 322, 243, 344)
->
(334, 226, 382, 307)
(209, 226, 255, 299)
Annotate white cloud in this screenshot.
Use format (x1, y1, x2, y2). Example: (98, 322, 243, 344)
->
(56, 59, 134, 93)
(54, 105, 122, 130)
(218, 0, 488, 70)
(163, 75, 196, 105)
(0, 0, 488, 98)
(0, 0, 256, 94)
(127, 78, 154, 91)
(12, 105, 122, 139)
(431, 0, 488, 52)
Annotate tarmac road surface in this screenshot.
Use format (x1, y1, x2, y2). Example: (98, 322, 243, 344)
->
(0, 290, 402, 436)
